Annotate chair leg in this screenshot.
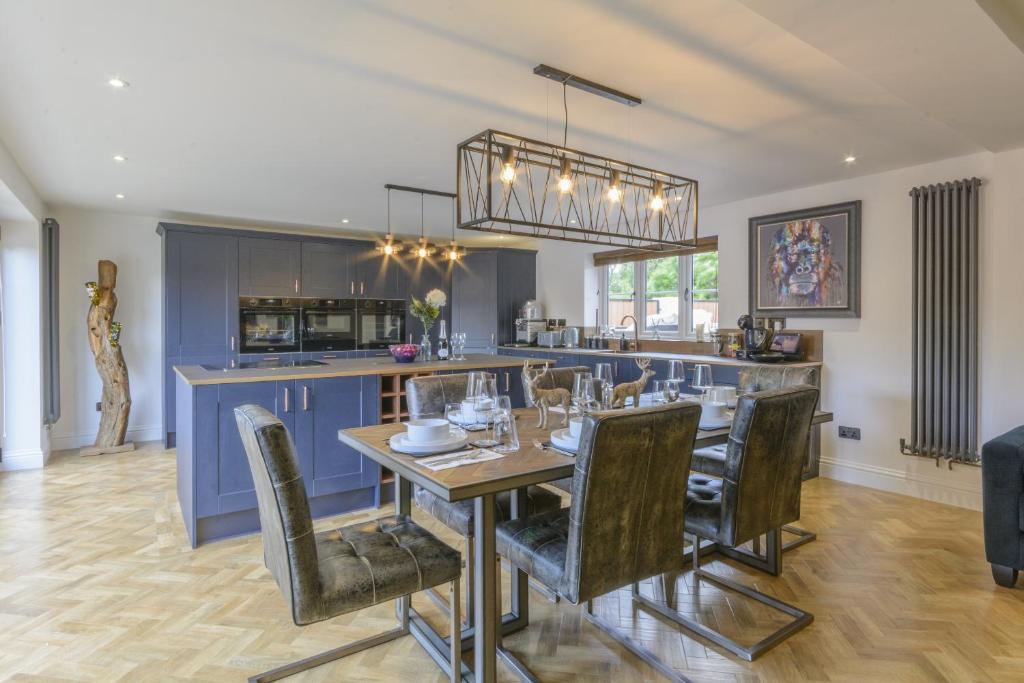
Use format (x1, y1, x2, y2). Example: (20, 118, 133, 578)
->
(781, 524, 817, 551)
(248, 598, 410, 683)
(992, 564, 1019, 588)
(426, 537, 475, 628)
(632, 534, 813, 662)
(717, 527, 783, 576)
(582, 597, 694, 683)
(449, 579, 461, 683)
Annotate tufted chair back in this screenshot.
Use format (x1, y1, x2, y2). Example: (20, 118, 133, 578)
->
(522, 364, 596, 407)
(738, 365, 819, 393)
(234, 404, 320, 625)
(561, 401, 701, 603)
(716, 385, 819, 547)
(406, 374, 471, 418)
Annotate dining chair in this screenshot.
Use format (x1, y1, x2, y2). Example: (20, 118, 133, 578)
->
(664, 385, 819, 660)
(691, 364, 820, 562)
(405, 373, 565, 620)
(234, 405, 463, 683)
(495, 402, 702, 682)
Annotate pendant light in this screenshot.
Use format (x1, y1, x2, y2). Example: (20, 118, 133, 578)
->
(557, 157, 573, 193)
(606, 169, 623, 203)
(377, 187, 403, 255)
(649, 180, 665, 212)
(499, 145, 516, 183)
(445, 199, 466, 262)
(413, 194, 435, 258)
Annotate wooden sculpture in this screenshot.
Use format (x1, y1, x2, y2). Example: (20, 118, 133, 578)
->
(82, 260, 134, 456)
(523, 361, 571, 429)
(611, 358, 656, 409)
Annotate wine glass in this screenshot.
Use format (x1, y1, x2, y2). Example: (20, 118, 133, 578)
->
(594, 363, 614, 409)
(572, 371, 596, 414)
(445, 402, 464, 428)
(667, 360, 685, 382)
(692, 364, 714, 401)
(492, 395, 519, 452)
(651, 380, 667, 404)
(452, 332, 466, 360)
(471, 378, 500, 447)
(665, 380, 681, 403)
(466, 371, 495, 401)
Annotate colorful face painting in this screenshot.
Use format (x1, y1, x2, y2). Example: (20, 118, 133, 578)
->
(765, 218, 845, 308)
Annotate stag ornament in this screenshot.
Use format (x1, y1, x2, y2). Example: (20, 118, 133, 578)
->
(523, 361, 571, 430)
(611, 358, 656, 408)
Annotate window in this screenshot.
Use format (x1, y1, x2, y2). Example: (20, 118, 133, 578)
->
(600, 252, 718, 337)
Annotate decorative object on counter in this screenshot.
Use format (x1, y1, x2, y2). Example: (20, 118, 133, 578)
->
(436, 319, 450, 360)
(749, 200, 861, 318)
(695, 322, 706, 342)
(737, 314, 773, 359)
(410, 288, 446, 361)
(611, 358, 656, 408)
(388, 344, 420, 363)
(82, 260, 134, 457)
(523, 362, 571, 429)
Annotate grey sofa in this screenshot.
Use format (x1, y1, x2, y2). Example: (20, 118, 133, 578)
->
(982, 425, 1024, 587)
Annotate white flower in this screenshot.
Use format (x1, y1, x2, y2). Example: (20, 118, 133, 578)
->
(425, 289, 447, 308)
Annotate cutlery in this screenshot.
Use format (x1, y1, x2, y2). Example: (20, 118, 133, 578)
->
(532, 439, 575, 456)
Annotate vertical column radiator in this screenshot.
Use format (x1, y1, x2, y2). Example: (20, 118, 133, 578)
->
(900, 178, 981, 466)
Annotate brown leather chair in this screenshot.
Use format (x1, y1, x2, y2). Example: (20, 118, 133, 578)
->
(234, 405, 462, 683)
(495, 402, 702, 682)
(405, 373, 564, 619)
(663, 385, 819, 661)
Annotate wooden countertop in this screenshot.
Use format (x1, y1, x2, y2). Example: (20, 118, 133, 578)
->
(501, 346, 822, 368)
(173, 353, 549, 386)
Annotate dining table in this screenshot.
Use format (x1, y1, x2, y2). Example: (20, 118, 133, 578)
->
(338, 402, 834, 683)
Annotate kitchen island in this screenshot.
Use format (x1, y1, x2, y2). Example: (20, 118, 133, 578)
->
(173, 354, 545, 547)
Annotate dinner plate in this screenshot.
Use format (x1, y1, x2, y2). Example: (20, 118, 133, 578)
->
(550, 428, 580, 454)
(698, 416, 733, 430)
(389, 429, 468, 456)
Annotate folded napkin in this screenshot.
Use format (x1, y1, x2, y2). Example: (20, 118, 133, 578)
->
(416, 448, 505, 471)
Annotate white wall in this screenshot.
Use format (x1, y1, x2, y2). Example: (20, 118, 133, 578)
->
(535, 147, 1024, 510)
(50, 208, 163, 449)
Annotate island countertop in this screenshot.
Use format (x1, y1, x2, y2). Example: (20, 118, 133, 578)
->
(499, 346, 822, 369)
(173, 353, 549, 386)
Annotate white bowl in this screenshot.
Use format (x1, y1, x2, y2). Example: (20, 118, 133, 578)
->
(461, 399, 493, 422)
(568, 416, 584, 439)
(406, 418, 451, 444)
(707, 386, 737, 406)
(701, 401, 728, 422)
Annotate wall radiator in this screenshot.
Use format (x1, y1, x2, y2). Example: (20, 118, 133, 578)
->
(900, 178, 981, 466)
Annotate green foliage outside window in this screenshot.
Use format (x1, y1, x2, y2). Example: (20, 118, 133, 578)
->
(693, 252, 718, 301)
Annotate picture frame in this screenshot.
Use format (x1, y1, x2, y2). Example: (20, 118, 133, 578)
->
(748, 200, 861, 318)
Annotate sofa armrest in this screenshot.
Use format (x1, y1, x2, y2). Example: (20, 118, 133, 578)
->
(982, 426, 1024, 568)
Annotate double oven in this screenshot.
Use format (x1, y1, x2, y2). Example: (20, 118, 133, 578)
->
(239, 297, 406, 354)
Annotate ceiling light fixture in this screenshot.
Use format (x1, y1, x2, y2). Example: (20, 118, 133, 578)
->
(845, 155, 857, 164)
(557, 157, 573, 194)
(606, 169, 623, 203)
(341, 218, 349, 223)
(376, 187, 403, 256)
(112, 154, 126, 162)
(108, 77, 129, 88)
(115, 193, 125, 199)
(500, 145, 517, 183)
(414, 194, 436, 259)
(649, 181, 665, 212)
(381, 184, 462, 261)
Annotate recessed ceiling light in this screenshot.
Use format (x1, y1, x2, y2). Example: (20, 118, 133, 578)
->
(341, 219, 349, 224)
(498, 235, 505, 239)
(844, 155, 857, 164)
(108, 77, 129, 88)
(115, 193, 125, 199)
(113, 155, 126, 162)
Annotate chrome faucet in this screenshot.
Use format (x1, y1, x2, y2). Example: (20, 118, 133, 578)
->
(619, 315, 640, 351)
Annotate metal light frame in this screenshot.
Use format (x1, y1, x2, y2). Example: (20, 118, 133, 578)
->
(457, 129, 698, 251)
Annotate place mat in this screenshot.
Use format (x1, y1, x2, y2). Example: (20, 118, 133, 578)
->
(415, 448, 505, 471)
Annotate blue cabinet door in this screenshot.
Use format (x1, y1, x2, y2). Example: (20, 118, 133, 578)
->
(453, 250, 498, 351)
(165, 231, 239, 358)
(196, 381, 294, 518)
(239, 237, 302, 296)
(301, 241, 354, 297)
(294, 375, 380, 497)
(353, 249, 408, 299)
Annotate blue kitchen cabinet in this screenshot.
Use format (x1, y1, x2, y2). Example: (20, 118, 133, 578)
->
(238, 236, 302, 296)
(301, 241, 355, 297)
(294, 376, 380, 498)
(353, 249, 409, 299)
(452, 249, 537, 352)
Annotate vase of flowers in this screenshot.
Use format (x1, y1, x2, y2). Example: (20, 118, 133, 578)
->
(410, 289, 447, 361)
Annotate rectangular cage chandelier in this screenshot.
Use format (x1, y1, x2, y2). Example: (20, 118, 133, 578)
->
(456, 129, 698, 251)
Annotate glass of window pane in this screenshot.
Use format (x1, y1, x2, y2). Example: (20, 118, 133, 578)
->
(645, 256, 679, 335)
(608, 262, 636, 328)
(691, 252, 719, 335)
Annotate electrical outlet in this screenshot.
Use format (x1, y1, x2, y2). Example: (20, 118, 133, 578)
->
(838, 425, 861, 440)
(95, 401, 102, 412)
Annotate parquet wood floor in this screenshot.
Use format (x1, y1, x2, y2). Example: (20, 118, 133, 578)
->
(1, 443, 1021, 682)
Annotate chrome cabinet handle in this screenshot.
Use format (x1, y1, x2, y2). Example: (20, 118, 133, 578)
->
(302, 385, 310, 411)
(294, 279, 299, 293)
(230, 335, 235, 351)
(283, 387, 291, 413)
(263, 356, 280, 361)
(360, 282, 364, 295)
(505, 371, 510, 392)
(350, 281, 355, 294)
(322, 354, 337, 359)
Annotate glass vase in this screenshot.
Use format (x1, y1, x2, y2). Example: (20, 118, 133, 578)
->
(419, 334, 432, 362)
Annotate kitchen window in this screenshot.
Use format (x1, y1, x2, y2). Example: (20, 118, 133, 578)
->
(600, 251, 718, 338)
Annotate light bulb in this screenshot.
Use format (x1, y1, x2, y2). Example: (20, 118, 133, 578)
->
(383, 243, 394, 255)
(418, 246, 428, 258)
(108, 77, 128, 88)
(558, 176, 573, 193)
(500, 164, 516, 183)
(558, 157, 573, 194)
(606, 170, 622, 203)
(649, 181, 665, 211)
(500, 145, 516, 183)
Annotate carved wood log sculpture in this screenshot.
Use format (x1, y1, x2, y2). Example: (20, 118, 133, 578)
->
(82, 260, 134, 456)
(611, 358, 656, 409)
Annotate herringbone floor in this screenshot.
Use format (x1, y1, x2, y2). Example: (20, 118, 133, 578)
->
(1, 443, 1021, 682)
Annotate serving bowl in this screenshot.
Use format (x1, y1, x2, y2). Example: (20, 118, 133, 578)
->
(389, 344, 420, 363)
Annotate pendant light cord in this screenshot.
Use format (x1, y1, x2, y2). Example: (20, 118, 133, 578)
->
(562, 80, 569, 148)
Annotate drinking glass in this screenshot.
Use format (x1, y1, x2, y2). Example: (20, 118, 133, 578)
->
(572, 371, 596, 414)
(492, 395, 519, 452)
(665, 379, 682, 402)
(593, 363, 614, 409)
(651, 380, 668, 404)
(445, 402, 463, 427)
(471, 380, 500, 447)
(692, 364, 714, 400)
(667, 360, 685, 382)
(466, 371, 495, 401)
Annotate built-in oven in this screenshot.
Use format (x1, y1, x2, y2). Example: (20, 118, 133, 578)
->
(301, 298, 358, 351)
(357, 299, 406, 349)
(239, 298, 302, 354)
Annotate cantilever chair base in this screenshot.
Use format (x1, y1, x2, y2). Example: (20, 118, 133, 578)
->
(249, 581, 462, 683)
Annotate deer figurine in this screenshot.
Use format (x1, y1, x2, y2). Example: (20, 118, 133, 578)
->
(523, 361, 572, 429)
(611, 358, 656, 408)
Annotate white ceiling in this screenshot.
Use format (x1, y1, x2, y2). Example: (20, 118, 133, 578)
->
(0, 0, 1022, 242)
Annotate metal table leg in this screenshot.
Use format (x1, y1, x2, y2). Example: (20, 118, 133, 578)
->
(474, 493, 498, 683)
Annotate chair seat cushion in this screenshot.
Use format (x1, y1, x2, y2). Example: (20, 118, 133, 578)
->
(313, 515, 460, 620)
(414, 485, 564, 536)
(496, 508, 571, 595)
(692, 445, 727, 477)
(685, 473, 724, 541)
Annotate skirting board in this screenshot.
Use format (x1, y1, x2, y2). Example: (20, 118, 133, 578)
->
(820, 456, 982, 511)
(49, 424, 161, 452)
(0, 448, 49, 471)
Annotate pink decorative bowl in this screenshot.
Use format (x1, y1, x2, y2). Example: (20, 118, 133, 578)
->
(389, 344, 420, 363)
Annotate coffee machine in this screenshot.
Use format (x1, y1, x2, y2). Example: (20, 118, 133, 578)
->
(514, 300, 548, 345)
(736, 314, 772, 359)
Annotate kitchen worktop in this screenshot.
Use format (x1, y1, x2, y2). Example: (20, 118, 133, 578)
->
(174, 353, 547, 386)
(500, 345, 822, 368)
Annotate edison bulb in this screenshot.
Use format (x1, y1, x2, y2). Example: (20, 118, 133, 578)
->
(383, 243, 394, 255)
(607, 186, 623, 203)
(500, 165, 516, 183)
(448, 249, 459, 261)
(558, 176, 573, 193)
(417, 246, 428, 258)
(649, 195, 665, 211)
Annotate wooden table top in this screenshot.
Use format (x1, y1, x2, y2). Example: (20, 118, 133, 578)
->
(338, 407, 835, 503)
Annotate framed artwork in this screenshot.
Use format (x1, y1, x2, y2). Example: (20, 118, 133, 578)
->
(748, 200, 861, 318)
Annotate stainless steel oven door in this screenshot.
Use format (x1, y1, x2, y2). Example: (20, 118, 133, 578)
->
(302, 307, 357, 351)
(240, 307, 301, 353)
